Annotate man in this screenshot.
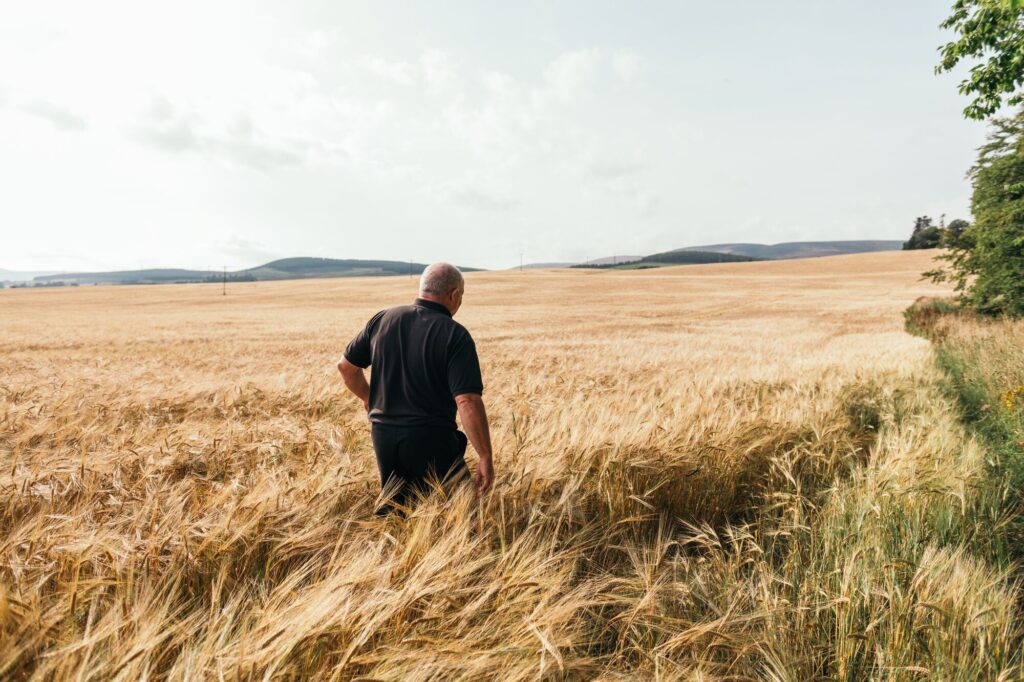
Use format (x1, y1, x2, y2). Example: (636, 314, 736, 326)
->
(337, 262, 495, 515)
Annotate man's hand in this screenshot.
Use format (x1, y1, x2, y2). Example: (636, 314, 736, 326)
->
(474, 455, 493, 496)
(455, 392, 494, 497)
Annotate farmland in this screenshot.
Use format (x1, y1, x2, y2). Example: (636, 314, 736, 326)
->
(1, 251, 1019, 679)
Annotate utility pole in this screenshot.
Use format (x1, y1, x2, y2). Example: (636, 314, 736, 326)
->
(519, 249, 523, 272)
(222, 266, 226, 296)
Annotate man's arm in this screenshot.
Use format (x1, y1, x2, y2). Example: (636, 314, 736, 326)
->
(455, 392, 494, 496)
(339, 309, 385, 412)
(337, 356, 370, 412)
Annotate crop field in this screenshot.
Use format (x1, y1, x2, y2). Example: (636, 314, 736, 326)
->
(2, 251, 1020, 679)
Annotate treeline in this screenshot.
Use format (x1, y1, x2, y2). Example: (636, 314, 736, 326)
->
(570, 261, 649, 270)
(5, 281, 79, 288)
(202, 273, 257, 283)
(639, 250, 759, 264)
(902, 216, 971, 250)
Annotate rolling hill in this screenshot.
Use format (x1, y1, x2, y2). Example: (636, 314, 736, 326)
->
(513, 262, 578, 270)
(572, 250, 760, 269)
(31, 258, 484, 285)
(524, 241, 904, 270)
(32, 268, 216, 285)
(243, 257, 481, 279)
(675, 240, 903, 260)
(0, 268, 63, 282)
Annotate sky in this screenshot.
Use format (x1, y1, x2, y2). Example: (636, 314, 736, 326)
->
(0, 1, 989, 272)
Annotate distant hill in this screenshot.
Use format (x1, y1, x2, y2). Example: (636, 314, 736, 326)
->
(581, 255, 643, 266)
(641, 250, 760, 265)
(523, 242, 902, 270)
(573, 250, 759, 270)
(245, 257, 483, 279)
(246, 258, 427, 280)
(514, 262, 578, 270)
(518, 256, 643, 269)
(0, 268, 62, 282)
(675, 240, 903, 260)
(34, 268, 216, 285)
(33, 257, 485, 285)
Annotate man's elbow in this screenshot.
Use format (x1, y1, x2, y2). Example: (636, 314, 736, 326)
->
(337, 356, 362, 377)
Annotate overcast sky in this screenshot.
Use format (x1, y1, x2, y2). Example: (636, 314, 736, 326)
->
(0, 1, 987, 272)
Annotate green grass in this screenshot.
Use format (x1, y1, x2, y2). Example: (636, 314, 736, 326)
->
(906, 296, 1024, 558)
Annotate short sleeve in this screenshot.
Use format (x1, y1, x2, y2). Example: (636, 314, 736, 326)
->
(447, 330, 484, 397)
(343, 310, 385, 369)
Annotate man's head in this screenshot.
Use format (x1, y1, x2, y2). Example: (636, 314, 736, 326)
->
(418, 262, 465, 315)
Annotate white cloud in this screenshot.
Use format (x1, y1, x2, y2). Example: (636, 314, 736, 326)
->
(481, 71, 512, 94)
(585, 158, 647, 180)
(612, 51, 640, 82)
(593, 175, 661, 218)
(420, 49, 456, 92)
(443, 95, 525, 163)
(442, 50, 612, 164)
(3, 2, 963, 271)
(635, 190, 660, 217)
(534, 48, 601, 106)
(355, 55, 416, 86)
(19, 99, 87, 131)
(217, 234, 280, 266)
(430, 182, 519, 212)
(133, 97, 308, 170)
(581, 148, 656, 215)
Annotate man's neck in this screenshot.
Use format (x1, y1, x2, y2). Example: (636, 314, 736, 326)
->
(415, 294, 453, 316)
(418, 292, 444, 306)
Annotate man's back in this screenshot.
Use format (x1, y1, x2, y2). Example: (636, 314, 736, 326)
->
(343, 298, 483, 429)
(337, 262, 494, 504)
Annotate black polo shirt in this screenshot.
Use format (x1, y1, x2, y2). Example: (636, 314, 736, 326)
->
(343, 298, 484, 429)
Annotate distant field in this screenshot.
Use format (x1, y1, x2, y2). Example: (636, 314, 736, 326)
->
(3, 251, 1017, 678)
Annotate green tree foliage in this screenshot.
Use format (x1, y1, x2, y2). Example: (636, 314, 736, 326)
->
(903, 216, 944, 249)
(938, 1, 1024, 119)
(926, 110, 1024, 316)
(944, 218, 973, 247)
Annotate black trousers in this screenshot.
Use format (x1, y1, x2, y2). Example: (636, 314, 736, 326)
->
(369, 423, 469, 516)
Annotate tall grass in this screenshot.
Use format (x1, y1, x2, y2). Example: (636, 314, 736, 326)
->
(907, 297, 1024, 561)
(2, 253, 1020, 679)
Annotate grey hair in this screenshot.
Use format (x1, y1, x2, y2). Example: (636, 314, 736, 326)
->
(419, 262, 464, 296)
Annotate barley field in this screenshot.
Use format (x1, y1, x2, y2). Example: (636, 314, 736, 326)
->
(1, 251, 1020, 679)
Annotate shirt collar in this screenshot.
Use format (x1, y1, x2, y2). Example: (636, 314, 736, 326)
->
(414, 297, 452, 317)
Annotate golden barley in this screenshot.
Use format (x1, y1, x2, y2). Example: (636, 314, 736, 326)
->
(0, 251, 1019, 679)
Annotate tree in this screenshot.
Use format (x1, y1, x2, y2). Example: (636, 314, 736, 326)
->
(925, 110, 1024, 316)
(903, 216, 943, 250)
(943, 218, 973, 247)
(937, 1, 1024, 119)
